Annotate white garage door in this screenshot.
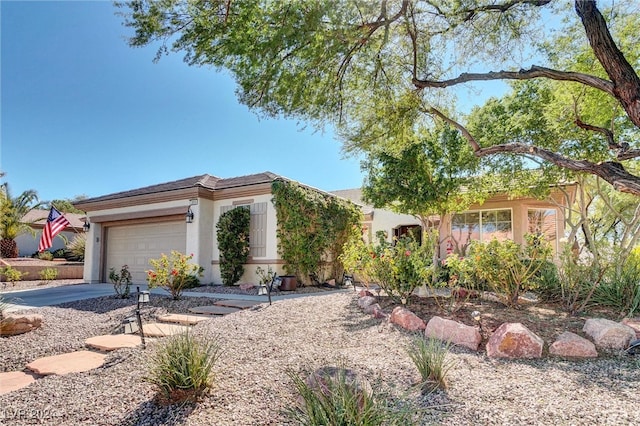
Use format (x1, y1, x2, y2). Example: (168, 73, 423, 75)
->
(105, 221, 187, 284)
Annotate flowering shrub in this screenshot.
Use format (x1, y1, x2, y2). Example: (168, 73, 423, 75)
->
(458, 234, 552, 307)
(109, 264, 132, 299)
(146, 251, 203, 300)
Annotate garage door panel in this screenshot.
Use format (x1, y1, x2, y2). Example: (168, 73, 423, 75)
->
(105, 222, 186, 284)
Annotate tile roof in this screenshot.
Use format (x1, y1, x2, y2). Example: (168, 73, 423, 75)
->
(75, 174, 221, 204)
(21, 209, 85, 229)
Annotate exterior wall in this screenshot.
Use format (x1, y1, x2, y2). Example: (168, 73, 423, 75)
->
(211, 193, 281, 285)
(368, 209, 422, 244)
(438, 191, 568, 258)
(16, 229, 77, 257)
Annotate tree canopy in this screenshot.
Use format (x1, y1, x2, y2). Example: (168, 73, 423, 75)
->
(119, 0, 640, 195)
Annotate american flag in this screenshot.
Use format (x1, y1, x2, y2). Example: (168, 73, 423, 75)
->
(38, 207, 70, 252)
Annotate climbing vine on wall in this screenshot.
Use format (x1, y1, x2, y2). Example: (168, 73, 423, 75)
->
(271, 180, 361, 283)
(216, 207, 251, 286)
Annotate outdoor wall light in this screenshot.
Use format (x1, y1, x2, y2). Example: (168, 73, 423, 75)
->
(186, 207, 194, 223)
(83, 219, 90, 232)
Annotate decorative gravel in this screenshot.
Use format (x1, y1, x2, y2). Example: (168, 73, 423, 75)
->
(1, 291, 639, 425)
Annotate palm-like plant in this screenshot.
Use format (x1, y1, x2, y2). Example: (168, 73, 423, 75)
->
(0, 185, 43, 258)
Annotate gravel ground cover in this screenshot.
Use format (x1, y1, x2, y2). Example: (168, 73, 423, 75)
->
(1, 291, 639, 425)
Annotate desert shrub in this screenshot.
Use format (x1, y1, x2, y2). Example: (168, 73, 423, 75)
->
(1, 266, 26, 286)
(407, 336, 455, 393)
(146, 251, 202, 300)
(109, 265, 132, 298)
(216, 207, 250, 286)
(66, 232, 86, 261)
(39, 267, 58, 285)
(146, 332, 221, 404)
(593, 251, 640, 317)
(287, 368, 413, 425)
(536, 245, 604, 315)
(464, 234, 552, 307)
(52, 249, 66, 258)
(369, 236, 433, 304)
(37, 251, 54, 261)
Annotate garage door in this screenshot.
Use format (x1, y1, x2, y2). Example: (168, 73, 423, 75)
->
(105, 222, 187, 284)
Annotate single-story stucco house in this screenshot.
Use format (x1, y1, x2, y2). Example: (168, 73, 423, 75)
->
(17, 210, 85, 257)
(74, 172, 349, 285)
(331, 184, 576, 258)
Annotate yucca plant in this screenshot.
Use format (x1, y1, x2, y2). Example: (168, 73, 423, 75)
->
(288, 368, 412, 426)
(146, 332, 221, 404)
(66, 232, 86, 261)
(407, 336, 455, 393)
(0, 186, 43, 258)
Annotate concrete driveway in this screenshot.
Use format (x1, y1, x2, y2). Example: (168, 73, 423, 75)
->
(2, 283, 349, 312)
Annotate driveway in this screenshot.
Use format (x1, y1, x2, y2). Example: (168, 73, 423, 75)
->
(2, 283, 349, 312)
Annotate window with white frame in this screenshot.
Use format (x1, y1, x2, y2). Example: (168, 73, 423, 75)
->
(220, 202, 267, 257)
(527, 208, 557, 251)
(451, 209, 512, 252)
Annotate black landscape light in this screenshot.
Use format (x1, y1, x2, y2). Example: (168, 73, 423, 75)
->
(135, 286, 150, 349)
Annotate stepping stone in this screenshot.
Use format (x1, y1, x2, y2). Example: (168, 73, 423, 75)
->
(157, 313, 211, 325)
(85, 334, 142, 351)
(142, 322, 191, 337)
(0, 371, 37, 395)
(26, 351, 106, 376)
(213, 299, 261, 309)
(188, 305, 241, 316)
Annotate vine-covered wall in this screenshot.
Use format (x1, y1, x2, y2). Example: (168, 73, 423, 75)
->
(271, 180, 362, 283)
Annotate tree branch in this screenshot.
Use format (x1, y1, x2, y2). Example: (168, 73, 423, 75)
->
(476, 143, 640, 195)
(428, 107, 480, 151)
(575, 1, 640, 127)
(413, 65, 615, 95)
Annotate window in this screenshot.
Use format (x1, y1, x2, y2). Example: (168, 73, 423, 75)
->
(220, 202, 267, 257)
(451, 209, 512, 252)
(527, 208, 557, 251)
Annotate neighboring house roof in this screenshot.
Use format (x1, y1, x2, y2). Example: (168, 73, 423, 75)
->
(330, 188, 373, 215)
(21, 209, 85, 230)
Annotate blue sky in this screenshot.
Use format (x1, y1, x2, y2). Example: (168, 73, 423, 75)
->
(1, 1, 510, 203)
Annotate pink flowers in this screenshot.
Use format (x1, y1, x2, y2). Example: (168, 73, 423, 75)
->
(171, 269, 178, 276)
(405, 250, 411, 257)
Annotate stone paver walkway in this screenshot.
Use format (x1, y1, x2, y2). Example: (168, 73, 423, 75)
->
(157, 313, 211, 325)
(213, 299, 261, 309)
(0, 371, 37, 396)
(26, 351, 107, 376)
(85, 334, 143, 351)
(142, 322, 191, 337)
(189, 305, 241, 316)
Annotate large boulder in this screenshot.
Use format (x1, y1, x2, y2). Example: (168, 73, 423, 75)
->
(549, 332, 598, 358)
(621, 318, 640, 339)
(357, 296, 377, 310)
(583, 318, 636, 350)
(390, 307, 426, 331)
(0, 314, 43, 336)
(425, 316, 482, 351)
(486, 323, 544, 359)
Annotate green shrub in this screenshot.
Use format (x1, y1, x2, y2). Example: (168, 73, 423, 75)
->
(216, 207, 251, 286)
(52, 249, 66, 258)
(66, 233, 86, 261)
(407, 336, 455, 392)
(37, 251, 54, 261)
(146, 332, 221, 404)
(465, 234, 552, 307)
(146, 251, 203, 300)
(39, 267, 58, 285)
(288, 368, 412, 425)
(109, 265, 132, 298)
(593, 251, 640, 317)
(1, 266, 27, 286)
(536, 245, 604, 315)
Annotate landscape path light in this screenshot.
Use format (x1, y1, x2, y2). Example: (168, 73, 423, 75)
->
(136, 286, 150, 349)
